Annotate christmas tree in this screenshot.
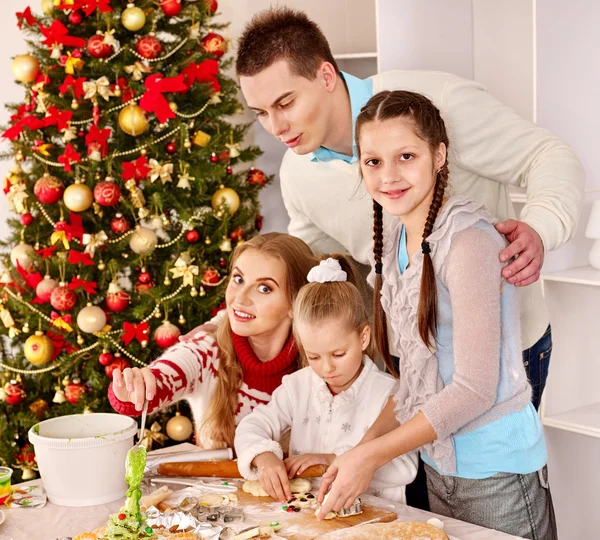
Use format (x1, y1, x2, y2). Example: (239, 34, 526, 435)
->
(0, 0, 269, 481)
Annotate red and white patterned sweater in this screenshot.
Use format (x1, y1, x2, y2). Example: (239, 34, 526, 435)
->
(108, 331, 298, 447)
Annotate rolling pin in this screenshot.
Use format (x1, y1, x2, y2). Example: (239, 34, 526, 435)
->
(157, 460, 327, 478)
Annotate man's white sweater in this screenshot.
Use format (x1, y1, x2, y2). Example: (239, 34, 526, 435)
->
(280, 70, 584, 349)
(235, 357, 418, 503)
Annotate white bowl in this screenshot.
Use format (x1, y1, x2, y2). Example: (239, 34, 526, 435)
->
(28, 413, 137, 507)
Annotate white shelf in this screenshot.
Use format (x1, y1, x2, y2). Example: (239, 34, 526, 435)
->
(541, 265, 600, 287)
(542, 401, 600, 438)
(333, 52, 378, 60)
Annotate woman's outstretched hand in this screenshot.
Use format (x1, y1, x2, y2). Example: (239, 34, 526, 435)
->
(112, 366, 156, 411)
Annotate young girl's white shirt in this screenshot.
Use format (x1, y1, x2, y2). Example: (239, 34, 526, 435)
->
(234, 356, 418, 503)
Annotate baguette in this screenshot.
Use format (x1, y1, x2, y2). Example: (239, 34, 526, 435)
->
(157, 460, 327, 478)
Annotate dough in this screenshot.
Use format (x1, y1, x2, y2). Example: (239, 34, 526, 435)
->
(316, 521, 449, 540)
(289, 477, 312, 493)
(314, 493, 337, 520)
(243, 479, 270, 497)
(243, 478, 312, 497)
(199, 493, 226, 507)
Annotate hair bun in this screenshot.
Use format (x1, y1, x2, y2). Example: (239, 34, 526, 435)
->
(307, 258, 347, 283)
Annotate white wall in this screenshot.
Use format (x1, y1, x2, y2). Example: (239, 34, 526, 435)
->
(0, 0, 33, 243)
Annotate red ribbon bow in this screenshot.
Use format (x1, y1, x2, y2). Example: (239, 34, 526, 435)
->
(68, 277, 97, 295)
(68, 250, 94, 266)
(59, 75, 87, 99)
(15, 261, 43, 291)
(51, 311, 73, 324)
(58, 144, 81, 172)
(85, 125, 111, 159)
(36, 245, 57, 259)
(16, 7, 36, 29)
(47, 330, 78, 360)
(121, 155, 150, 182)
(181, 60, 220, 93)
(44, 106, 73, 131)
(40, 20, 87, 50)
(121, 321, 150, 346)
(140, 73, 189, 124)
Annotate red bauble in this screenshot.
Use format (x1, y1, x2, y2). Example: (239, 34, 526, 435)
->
(165, 141, 177, 154)
(20, 213, 34, 226)
(69, 10, 84, 25)
(229, 226, 245, 241)
(87, 33, 114, 59)
(135, 282, 154, 293)
(4, 381, 26, 406)
(94, 180, 121, 207)
(138, 272, 152, 284)
(201, 32, 227, 58)
(50, 285, 77, 311)
(136, 35, 163, 60)
(247, 168, 267, 186)
(65, 380, 86, 405)
(186, 230, 199, 243)
(105, 356, 130, 379)
(159, 0, 182, 17)
(219, 258, 226, 268)
(210, 153, 218, 163)
(226, 166, 232, 175)
(203, 267, 219, 285)
(106, 284, 130, 313)
(34, 174, 64, 205)
(206, 0, 218, 14)
(98, 351, 114, 366)
(110, 213, 130, 235)
(255, 214, 263, 231)
(153, 321, 181, 349)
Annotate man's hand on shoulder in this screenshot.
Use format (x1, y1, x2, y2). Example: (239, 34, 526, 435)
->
(495, 219, 545, 287)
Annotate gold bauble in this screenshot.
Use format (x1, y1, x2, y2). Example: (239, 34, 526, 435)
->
(211, 186, 240, 215)
(121, 4, 146, 32)
(10, 243, 36, 270)
(77, 303, 107, 334)
(219, 236, 232, 252)
(12, 54, 40, 83)
(118, 104, 149, 136)
(64, 183, 93, 212)
(168, 101, 178, 112)
(41, 0, 54, 16)
(98, 261, 106, 271)
(24, 331, 54, 366)
(129, 226, 158, 255)
(166, 412, 193, 441)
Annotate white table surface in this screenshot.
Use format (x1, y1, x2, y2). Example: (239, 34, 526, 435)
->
(0, 479, 524, 540)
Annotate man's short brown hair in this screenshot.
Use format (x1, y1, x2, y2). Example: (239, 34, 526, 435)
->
(236, 7, 339, 80)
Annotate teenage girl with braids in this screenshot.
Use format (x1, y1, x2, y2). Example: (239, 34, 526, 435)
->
(317, 91, 557, 540)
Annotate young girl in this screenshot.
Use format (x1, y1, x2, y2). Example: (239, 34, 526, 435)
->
(109, 233, 316, 450)
(316, 91, 557, 539)
(234, 256, 417, 503)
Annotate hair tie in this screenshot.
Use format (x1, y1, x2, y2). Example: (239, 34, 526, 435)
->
(421, 241, 431, 255)
(307, 258, 347, 283)
(375, 262, 383, 274)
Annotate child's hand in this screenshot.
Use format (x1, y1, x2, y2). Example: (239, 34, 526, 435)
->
(112, 366, 156, 411)
(284, 453, 335, 478)
(252, 452, 292, 502)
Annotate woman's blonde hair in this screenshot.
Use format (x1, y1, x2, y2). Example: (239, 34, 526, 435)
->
(199, 232, 316, 448)
(292, 254, 376, 366)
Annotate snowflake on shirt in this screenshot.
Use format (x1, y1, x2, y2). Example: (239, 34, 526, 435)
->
(302, 416, 309, 425)
(341, 423, 352, 432)
(290, 448, 302, 456)
(315, 415, 321, 424)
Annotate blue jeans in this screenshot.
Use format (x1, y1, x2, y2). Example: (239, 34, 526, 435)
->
(523, 325, 552, 411)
